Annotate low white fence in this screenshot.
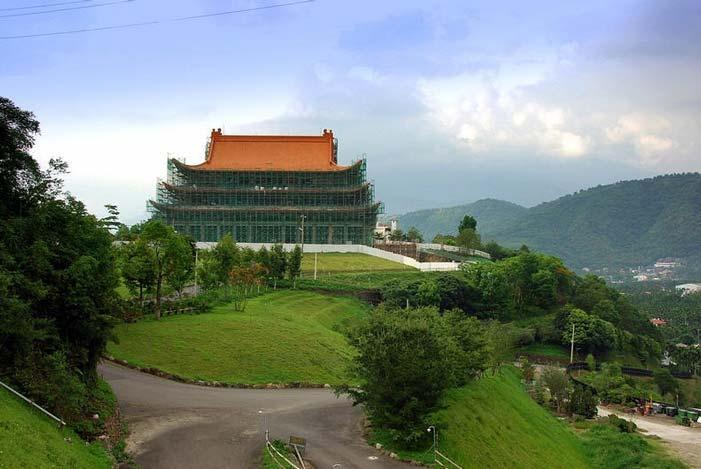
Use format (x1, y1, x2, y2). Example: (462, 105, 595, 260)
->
(195, 242, 462, 272)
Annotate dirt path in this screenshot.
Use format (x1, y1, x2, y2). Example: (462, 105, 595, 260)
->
(598, 406, 701, 468)
(100, 362, 411, 469)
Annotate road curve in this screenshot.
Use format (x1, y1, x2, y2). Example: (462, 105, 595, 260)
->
(100, 362, 411, 469)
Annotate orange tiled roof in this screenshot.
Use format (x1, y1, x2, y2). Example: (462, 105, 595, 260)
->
(184, 129, 346, 171)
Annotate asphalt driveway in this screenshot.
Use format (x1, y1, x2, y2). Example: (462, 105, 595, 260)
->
(100, 362, 412, 469)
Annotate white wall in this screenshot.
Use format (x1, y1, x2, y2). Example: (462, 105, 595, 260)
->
(194, 242, 464, 272)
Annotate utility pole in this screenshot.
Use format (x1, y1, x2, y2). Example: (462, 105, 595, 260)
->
(313, 252, 318, 280)
(299, 214, 306, 253)
(193, 248, 199, 294)
(570, 323, 575, 364)
(427, 426, 437, 463)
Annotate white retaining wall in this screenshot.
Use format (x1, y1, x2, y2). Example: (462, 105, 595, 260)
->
(195, 242, 463, 272)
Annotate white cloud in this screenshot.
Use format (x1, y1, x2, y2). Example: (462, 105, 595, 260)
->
(605, 113, 676, 165)
(418, 66, 590, 159)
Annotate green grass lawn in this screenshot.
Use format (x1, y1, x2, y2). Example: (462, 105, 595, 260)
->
(0, 387, 111, 469)
(297, 270, 464, 292)
(370, 367, 588, 468)
(517, 343, 570, 359)
(107, 290, 368, 385)
(300, 252, 413, 275)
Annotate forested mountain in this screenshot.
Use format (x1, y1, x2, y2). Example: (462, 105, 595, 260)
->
(396, 199, 527, 241)
(397, 173, 701, 269)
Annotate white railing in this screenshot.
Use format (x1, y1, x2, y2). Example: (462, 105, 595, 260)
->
(435, 450, 463, 468)
(0, 379, 66, 426)
(266, 440, 301, 469)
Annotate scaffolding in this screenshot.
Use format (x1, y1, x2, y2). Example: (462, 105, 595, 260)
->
(149, 158, 382, 244)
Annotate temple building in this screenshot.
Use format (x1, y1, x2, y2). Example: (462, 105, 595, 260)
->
(149, 129, 381, 244)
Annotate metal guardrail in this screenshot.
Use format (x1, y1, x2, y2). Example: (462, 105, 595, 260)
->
(0, 379, 66, 426)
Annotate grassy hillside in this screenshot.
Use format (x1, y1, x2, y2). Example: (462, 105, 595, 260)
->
(371, 367, 588, 468)
(300, 252, 413, 275)
(372, 367, 685, 468)
(0, 387, 111, 469)
(396, 198, 527, 241)
(107, 291, 368, 385)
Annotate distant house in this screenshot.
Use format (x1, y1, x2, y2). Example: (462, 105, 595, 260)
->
(655, 258, 682, 269)
(374, 219, 397, 242)
(675, 283, 701, 296)
(634, 274, 649, 282)
(650, 318, 667, 327)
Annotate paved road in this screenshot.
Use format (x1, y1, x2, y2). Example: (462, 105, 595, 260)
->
(100, 363, 411, 469)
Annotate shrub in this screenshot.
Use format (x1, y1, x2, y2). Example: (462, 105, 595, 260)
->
(568, 385, 598, 418)
(606, 414, 637, 433)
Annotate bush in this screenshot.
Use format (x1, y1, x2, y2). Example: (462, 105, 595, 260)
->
(568, 385, 598, 418)
(11, 351, 88, 425)
(606, 414, 637, 433)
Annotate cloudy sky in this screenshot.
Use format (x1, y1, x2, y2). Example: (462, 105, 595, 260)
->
(1, 0, 699, 223)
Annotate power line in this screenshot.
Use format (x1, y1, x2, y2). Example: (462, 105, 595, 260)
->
(0, 0, 314, 39)
(0, 0, 132, 19)
(0, 0, 93, 12)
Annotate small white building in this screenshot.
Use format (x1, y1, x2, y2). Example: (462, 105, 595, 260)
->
(374, 219, 397, 241)
(675, 283, 701, 296)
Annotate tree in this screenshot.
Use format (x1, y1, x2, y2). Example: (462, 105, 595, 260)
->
(568, 386, 598, 418)
(482, 240, 514, 260)
(456, 228, 481, 250)
(341, 307, 475, 447)
(140, 220, 179, 320)
(520, 357, 535, 383)
(269, 244, 287, 288)
(99, 204, 123, 234)
(541, 366, 570, 413)
(432, 233, 456, 245)
(212, 234, 240, 285)
(653, 369, 680, 398)
(288, 245, 302, 286)
(164, 235, 194, 298)
(228, 264, 265, 311)
(119, 239, 156, 306)
(405, 227, 423, 243)
(388, 229, 405, 241)
(560, 306, 617, 357)
(196, 250, 220, 291)
(458, 215, 477, 232)
(0, 96, 41, 217)
(0, 97, 119, 422)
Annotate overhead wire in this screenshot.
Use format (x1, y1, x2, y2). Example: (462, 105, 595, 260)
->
(0, 0, 314, 39)
(0, 0, 133, 19)
(0, 0, 94, 12)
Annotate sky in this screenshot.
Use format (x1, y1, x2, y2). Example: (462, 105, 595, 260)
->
(1, 0, 700, 223)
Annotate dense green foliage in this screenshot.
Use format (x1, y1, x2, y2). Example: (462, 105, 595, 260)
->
(624, 284, 701, 343)
(398, 174, 701, 270)
(0, 387, 111, 469)
(342, 306, 489, 447)
(108, 291, 368, 384)
(0, 97, 120, 434)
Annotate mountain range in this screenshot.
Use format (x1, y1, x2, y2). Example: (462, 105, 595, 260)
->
(396, 173, 701, 270)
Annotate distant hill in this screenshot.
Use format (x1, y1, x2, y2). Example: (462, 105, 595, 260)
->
(396, 198, 527, 241)
(397, 173, 701, 269)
